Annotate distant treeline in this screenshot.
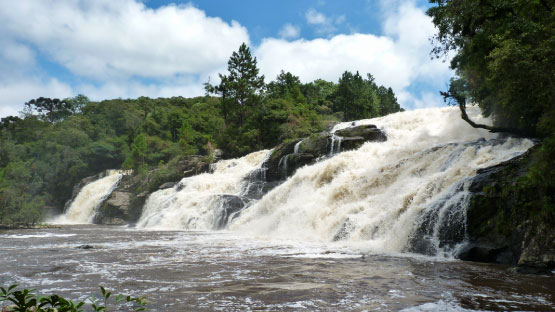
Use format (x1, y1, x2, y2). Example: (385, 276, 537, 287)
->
(0, 43, 403, 225)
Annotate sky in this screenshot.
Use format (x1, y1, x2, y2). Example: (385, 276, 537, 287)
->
(0, 0, 453, 118)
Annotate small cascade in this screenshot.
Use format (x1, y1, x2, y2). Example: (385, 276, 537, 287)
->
(51, 170, 125, 224)
(329, 134, 342, 156)
(229, 106, 534, 257)
(277, 139, 305, 179)
(293, 140, 302, 154)
(278, 154, 290, 179)
(136, 150, 269, 230)
(242, 149, 274, 200)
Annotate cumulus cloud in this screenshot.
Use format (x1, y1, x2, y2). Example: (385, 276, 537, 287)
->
(0, 0, 249, 80)
(257, 1, 452, 109)
(0, 0, 451, 117)
(305, 8, 339, 35)
(0, 0, 248, 117)
(306, 9, 329, 25)
(278, 24, 301, 39)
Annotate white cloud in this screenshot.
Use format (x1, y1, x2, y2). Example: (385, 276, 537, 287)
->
(278, 24, 301, 39)
(306, 9, 328, 25)
(0, 0, 249, 117)
(257, 1, 452, 110)
(256, 35, 409, 88)
(410, 91, 446, 109)
(305, 8, 337, 35)
(0, 78, 73, 118)
(0, 0, 249, 80)
(76, 80, 206, 102)
(0, 0, 451, 117)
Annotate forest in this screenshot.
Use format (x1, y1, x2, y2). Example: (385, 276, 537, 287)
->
(0, 46, 402, 225)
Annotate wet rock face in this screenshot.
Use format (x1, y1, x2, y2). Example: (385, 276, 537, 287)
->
(458, 146, 555, 271)
(94, 191, 131, 225)
(213, 195, 247, 229)
(334, 124, 387, 151)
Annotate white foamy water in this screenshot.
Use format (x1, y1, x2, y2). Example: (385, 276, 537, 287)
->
(229, 106, 534, 254)
(136, 150, 269, 229)
(50, 171, 123, 224)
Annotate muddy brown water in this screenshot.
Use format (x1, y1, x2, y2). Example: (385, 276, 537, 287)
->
(0, 225, 553, 311)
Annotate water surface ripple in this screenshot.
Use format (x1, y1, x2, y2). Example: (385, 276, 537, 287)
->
(1, 226, 553, 311)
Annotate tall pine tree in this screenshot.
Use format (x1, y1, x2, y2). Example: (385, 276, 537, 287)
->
(205, 43, 265, 155)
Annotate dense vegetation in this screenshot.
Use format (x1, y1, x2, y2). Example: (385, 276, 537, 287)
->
(428, 0, 555, 223)
(0, 43, 402, 225)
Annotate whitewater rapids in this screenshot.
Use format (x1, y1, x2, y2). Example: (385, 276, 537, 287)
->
(227, 106, 533, 252)
(136, 151, 269, 229)
(135, 107, 532, 254)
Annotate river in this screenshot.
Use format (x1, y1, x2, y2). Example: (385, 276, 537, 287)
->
(1, 225, 553, 311)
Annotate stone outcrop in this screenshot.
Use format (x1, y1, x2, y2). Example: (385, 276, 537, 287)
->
(213, 195, 247, 229)
(95, 191, 131, 225)
(334, 124, 387, 151)
(457, 146, 555, 272)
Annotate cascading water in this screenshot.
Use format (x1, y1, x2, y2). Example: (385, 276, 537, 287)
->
(51, 170, 124, 224)
(136, 150, 269, 230)
(228, 106, 534, 256)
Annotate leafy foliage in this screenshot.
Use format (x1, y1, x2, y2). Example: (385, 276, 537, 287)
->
(0, 285, 147, 312)
(428, 0, 555, 136)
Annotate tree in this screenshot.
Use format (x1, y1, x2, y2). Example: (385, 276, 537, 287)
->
(205, 43, 266, 155)
(131, 133, 147, 167)
(24, 97, 73, 122)
(377, 86, 403, 115)
(206, 43, 265, 128)
(332, 71, 382, 120)
(65, 94, 90, 114)
(428, 0, 555, 136)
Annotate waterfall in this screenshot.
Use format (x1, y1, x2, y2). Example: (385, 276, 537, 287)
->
(228, 106, 534, 256)
(293, 140, 302, 154)
(136, 150, 269, 230)
(329, 134, 342, 156)
(51, 170, 124, 224)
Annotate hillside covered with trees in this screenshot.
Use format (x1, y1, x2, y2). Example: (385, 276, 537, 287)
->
(0, 43, 403, 225)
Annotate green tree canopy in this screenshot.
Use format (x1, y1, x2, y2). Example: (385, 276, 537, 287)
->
(207, 43, 265, 128)
(428, 0, 555, 136)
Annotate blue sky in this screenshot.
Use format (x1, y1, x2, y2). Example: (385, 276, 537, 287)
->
(0, 0, 452, 118)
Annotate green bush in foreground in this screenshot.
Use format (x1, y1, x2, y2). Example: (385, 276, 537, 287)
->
(0, 285, 147, 312)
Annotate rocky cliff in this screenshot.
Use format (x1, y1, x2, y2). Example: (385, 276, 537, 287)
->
(459, 145, 555, 272)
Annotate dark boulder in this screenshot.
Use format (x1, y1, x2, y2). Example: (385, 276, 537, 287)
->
(335, 124, 386, 142)
(94, 191, 131, 225)
(213, 195, 247, 229)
